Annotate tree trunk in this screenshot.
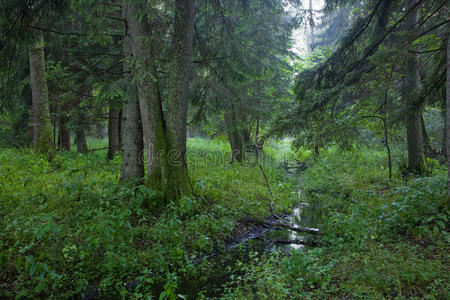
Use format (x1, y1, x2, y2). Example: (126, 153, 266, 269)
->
(127, 0, 195, 200)
(446, 26, 449, 199)
(58, 107, 71, 151)
(127, 1, 167, 190)
(441, 95, 447, 158)
(421, 113, 432, 155)
(404, 0, 424, 174)
(107, 108, 121, 160)
(383, 118, 392, 180)
(73, 92, 89, 154)
(120, 9, 144, 181)
(383, 91, 392, 180)
(308, 0, 314, 51)
(242, 127, 251, 146)
(225, 110, 245, 163)
(164, 0, 195, 200)
(118, 109, 123, 149)
(75, 128, 88, 154)
(238, 102, 251, 146)
(29, 30, 53, 157)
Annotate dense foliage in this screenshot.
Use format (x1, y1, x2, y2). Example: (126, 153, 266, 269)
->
(222, 148, 449, 299)
(0, 0, 448, 298)
(0, 138, 300, 298)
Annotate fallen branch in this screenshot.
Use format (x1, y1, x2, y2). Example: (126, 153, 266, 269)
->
(254, 119, 278, 220)
(263, 221, 321, 235)
(245, 218, 321, 235)
(260, 238, 319, 246)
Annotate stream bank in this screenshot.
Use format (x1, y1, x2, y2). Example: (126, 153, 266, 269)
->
(175, 196, 324, 299)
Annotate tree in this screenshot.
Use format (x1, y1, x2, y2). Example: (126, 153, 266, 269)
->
(164, 0, 196, 199)
(403, 0, 424, 174)
(28, 29, 54, 157)
(279, 0, 447, 178)
(446, 23, 449, 199)
(190, 0, 298, 162)
(120, 1, 144, 182)
(127, 0, 195, 200)
(107, 107, 121, 159)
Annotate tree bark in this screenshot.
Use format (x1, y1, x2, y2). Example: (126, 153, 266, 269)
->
(120, 7, 144, 181)
(75, 128, 88, 154)
(404, 0, 424, 174)
(58, 111, 71, 152)
(127, 1, 167, 190)
(127, 0, 195, 200)
(107, 107, 121, 160)
(308, 0, 314, 51)
(383, 92, 392, 180)
(446, 25, 449, 199)
(73, 91, 89, 154)
(242, 127, 251, 145)
(57, 98, 71, 151)
(442, 95, 447, 158)
(225, 109, 245, 163)
(118, 109, 123, 149)
(164, 0, 195, 200)
(29, 30, 53, 157)
(421, 113, 432, 155)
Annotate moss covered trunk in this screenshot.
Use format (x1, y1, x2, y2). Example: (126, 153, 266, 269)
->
(224, 110, 245, 163)
(29, 30, 53, 157)
(164, 0, 195, 199)
(421, 113, 432, 155)
(120, 13, 144, 181)
(127, 1, 167, 190)
(107, 108, 121, 160)
(75, 128, 88, 154)
(404, 0, 424, 174)
(127, 0, 194, 200)
(446, 25, 450, 199)
(58, 101, 71, 151)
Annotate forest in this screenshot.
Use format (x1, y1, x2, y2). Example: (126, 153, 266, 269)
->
(0, 0, 448, 299)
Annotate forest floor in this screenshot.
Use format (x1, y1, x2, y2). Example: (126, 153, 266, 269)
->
(0, 138, 449, 299)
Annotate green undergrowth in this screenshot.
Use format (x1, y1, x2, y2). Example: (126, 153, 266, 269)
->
(221, 146, 449, 299)
(0, 138, 299, 299)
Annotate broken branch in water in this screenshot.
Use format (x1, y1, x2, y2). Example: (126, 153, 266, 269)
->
(257, 237, 319, 246)
(264, 221, 321, 234)
(245, 219, 321, 235)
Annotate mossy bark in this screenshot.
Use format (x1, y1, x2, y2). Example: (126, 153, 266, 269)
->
(75, 128, 88, 154)
(127, 0, 195, 200)
(421, 113, 432, 155)
(163, 0, 195, 200)
(441, 96, 447, 158)
(446, 25, 449, 199)
(404, 0, 424, 174)
(225, 110, 245, 163)
(127, 1, 166, 189)
(120, 16, 144, 182)
(107, 107, 121, 160)
(29, 30, 54, 157)
(58, 101, 71, 151)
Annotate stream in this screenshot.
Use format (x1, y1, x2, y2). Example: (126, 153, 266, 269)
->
(176, 194, 324, 299)
(82, 166, 323, 299)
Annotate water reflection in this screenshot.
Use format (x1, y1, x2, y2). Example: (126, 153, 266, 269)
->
(174, 191, 325, 298)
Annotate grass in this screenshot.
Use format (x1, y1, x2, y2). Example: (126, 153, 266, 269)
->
(1, 140, 448, 299)
(221, 146, 450, 299)
(0, 138, 299, 299)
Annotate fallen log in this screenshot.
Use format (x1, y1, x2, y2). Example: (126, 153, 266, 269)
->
(263, 221, 321, 235)
(244, 218, 321, 235)
(263, 238, 319, 246)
